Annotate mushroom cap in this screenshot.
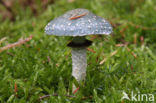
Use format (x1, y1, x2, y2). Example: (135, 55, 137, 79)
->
(45, 8, 113, 36)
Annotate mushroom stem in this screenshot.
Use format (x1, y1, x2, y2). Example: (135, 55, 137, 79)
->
(72, 36, 86, 44)
(71, 47, 87, 90)
(68, 36, 92, 91)
(72, 48, 87, 82)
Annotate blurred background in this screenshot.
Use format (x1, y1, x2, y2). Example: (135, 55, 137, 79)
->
(0, 0, 55, 21)
(0, 0, 156, 43)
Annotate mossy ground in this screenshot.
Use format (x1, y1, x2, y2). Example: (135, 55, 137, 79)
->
(0, 0, 156, 103)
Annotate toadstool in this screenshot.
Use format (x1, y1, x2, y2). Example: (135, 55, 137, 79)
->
(45, 8, 113, 89)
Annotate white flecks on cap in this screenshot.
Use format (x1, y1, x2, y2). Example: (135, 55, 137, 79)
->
(45, 8, 113, 36)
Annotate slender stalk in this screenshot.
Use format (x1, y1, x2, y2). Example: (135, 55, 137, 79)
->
(68, 36, 91, 91)
(72, 48, 87, 82)
(72, 47, 87, 91)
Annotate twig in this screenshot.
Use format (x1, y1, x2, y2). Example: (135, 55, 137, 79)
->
(140, 36, 144, 45)
(39, 95, 51, 100)
(47, 56, 51, 62)
(39, 94, 75, 100)
(81, 96, 93, 100)
(87, 48, 96, 53)
(127, 48, 137, 59)
(128, 22, 156, 30)
(120, 26, 128, 38)
(39, 93, 93, 101)
(14, 82, 18, 97)
(115, 43, 137, 59)
(0, 37, 7, 45)
(69, 13, 87, 20)
(133, 33, 137, 45)
(7, 52, 15, 56)
(116, 43, 128, 47)
(73, 87, 80, 94)
(99, 50, 118, 65)
(111, 18, 156, 31)
(0, 35, 33, 53)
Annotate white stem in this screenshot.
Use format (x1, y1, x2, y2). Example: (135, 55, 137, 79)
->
(72, 48, 87, 82)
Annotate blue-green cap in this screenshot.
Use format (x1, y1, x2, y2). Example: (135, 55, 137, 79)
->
(45, 8, 113, 36)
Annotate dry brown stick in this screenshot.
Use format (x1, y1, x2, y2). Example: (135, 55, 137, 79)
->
(110, 18, 156, 30)
(99, 50, 118, 65)
(39, 93, 93, 100)
(140, 36, 144, 45)
(14, 82, 18, 97)
(115, 43, 137, 59)
(39, 95, 51, 100)
(116, 43, 128, 47)
(120, 25, 128, 38)
(47, 56, 51, 62)
(81, 96, 93, 100)
(133, 33, 137, 45)
(87, 48, 96, 53)
(69, 13, 87, 20)
(127, 48, 137, 59)
(0, 35, 33, 52)
(39, 94, 75, 100)
(128, 22, 156, 30)
(0, 37, 7, 44)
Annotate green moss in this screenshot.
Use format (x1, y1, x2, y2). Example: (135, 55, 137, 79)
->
(0, 0, 156, 102)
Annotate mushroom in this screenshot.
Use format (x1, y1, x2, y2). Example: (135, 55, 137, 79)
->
(45, 8, 113, 89)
